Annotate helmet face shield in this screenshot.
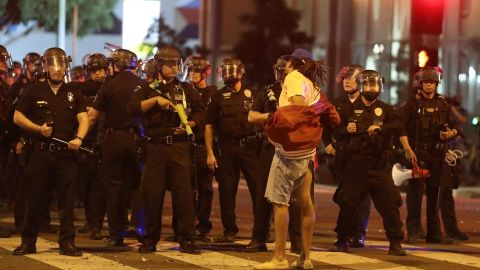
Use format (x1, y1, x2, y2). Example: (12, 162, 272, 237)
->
(159, 58, 183, 72)
(44, 55, 70, 72)
(359, 77, 383, 93)
(219, 64, 241, 82)
(0, 53, 12, 71)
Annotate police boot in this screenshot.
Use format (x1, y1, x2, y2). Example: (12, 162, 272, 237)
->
(388, 240, 407, 256)
(349, 235, 366, 248)
(138, 239, 157, 253)
(331, 239, 350, 253)
(59, 242, 83, 257)
(12, 243, 36, 255)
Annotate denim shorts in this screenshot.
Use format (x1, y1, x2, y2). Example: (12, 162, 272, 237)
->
(264, 151, 311, 206)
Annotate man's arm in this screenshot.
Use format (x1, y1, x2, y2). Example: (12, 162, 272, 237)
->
(68, 112, 89, 150)
(248, 110, 270, 123)
(13, 110, 51, 137)
(205, 124, 217, 171)
(87, 108, 101, 128)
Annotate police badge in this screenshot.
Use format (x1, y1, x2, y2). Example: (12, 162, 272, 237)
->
(67, 92, 74, 102)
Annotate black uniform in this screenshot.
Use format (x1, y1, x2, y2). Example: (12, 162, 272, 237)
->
(71, 80, 105, 235)
(400, 93, 453, 241)
(192, 85, 217, 236)
(206, 85, 260, 238)
(127, 78, 205, 244)
(92, 71, 143, 242)
(15, 80, 86, 246)
(324, 95, 372, 243)
(334, 99, 404, 242)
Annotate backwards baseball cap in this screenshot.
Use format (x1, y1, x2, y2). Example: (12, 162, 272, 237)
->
(290, 48, 312, 61)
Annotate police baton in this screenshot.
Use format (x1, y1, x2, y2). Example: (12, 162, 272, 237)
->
(51, 137, 95, 155)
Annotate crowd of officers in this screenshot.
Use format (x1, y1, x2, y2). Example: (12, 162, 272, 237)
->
(0, 43, 469, 259)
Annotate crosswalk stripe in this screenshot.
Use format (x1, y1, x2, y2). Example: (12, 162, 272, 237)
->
(0, 237, 138, 270)
(367, 240, 480, 268)
(237, 239, 422, 270)
(153, 242, 257, 270)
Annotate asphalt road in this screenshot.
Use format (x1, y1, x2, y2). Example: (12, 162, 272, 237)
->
(1, 180, 480, 270)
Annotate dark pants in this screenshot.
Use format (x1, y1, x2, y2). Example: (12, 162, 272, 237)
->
(334, 158, 404, 241)
(439, 186, 460, 235)
(215, 142, 259, 236)
(252, 143, 305, 245)
(170, 144, 215, 236)
(331, 154, 372, 240)
(21, 148, 77, 245)
(102, 132, 140, 241)
(78, 152, 105, 231)
(142, 141, 195, 243)
(406, 154, 442, 238)
(194, 144, 214, 235)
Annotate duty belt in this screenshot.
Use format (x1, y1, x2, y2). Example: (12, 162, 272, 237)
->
(105, 127, 137, 135)
(34, 141, 69, 153)
(148, 134, 188, 145)
(220, 136, 259, 148)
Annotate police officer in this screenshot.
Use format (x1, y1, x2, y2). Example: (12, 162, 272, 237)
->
(137, 59, 157, 83)
(127, 45, 204, 254)
(324, 64, 373, 249)
(205, 57, 260, 242)
(88, 48, 143, 246)
(72, 53, 110, 240)
(184, 55, 217, 238)
(246, 55, 304, 253)
(12, 47, 88, 256)
(0, 44, 12, 238)
(333, 70, 409, 256)
(400, 67, 458, 244)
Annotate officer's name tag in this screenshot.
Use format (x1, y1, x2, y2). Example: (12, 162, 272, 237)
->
(354, 109, 363, 114)
(36, 101, 48, 105)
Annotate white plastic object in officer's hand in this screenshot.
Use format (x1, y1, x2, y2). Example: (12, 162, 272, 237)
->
(445, 149, 463, 167)
(175, 104, 193, 137)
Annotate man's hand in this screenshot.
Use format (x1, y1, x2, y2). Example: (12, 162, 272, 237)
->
(38, 123, 52, 137)
(347, 122, 357, 133)
(157, 96, 175, 110)
(325, 144, 336, 156)
(207, 153, 218, 171)
(68, 138, 82, 151)
(440, 127, 456, 140)
(15, 142, 24, 155)
(173, 125, 186, 134)
(405, 148, 417, 165)
(367, 125, 381, 136)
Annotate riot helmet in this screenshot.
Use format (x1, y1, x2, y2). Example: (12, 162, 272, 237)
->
(155, 45, 183, 79)
(184, 55, 211, 83)
(42, 47, 71, 83)
(70, 66, 87, 82)
(83, 53, 108, 72)
(357, 70, 383, 102)
(336, 64, 364, 94)
(273, 55, 288, 83)
(111, 49, 138, 71)
(0, 45, 12, 73)
(218, 57, 244, 86)
(23, 52, 41, 75)
(418, 66, 442, 85)
(137, 58, 158, 82)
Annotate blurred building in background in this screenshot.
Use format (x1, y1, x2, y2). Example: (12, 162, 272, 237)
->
(1, 0, 480, 116)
